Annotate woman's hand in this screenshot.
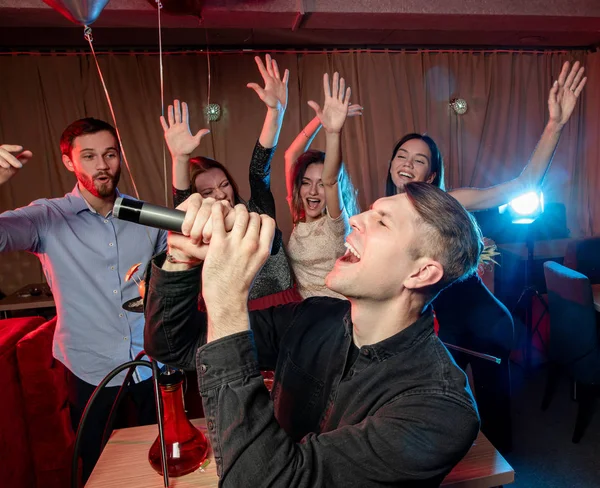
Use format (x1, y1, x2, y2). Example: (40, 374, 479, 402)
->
(247, 54, 289, 113)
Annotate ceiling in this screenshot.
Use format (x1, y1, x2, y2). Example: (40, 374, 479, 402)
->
(1, 0, 599, 50)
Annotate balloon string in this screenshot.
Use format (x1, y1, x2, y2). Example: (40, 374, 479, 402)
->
(156, 1, 168, 207)
(84, 26, 154, 251)
(205, 28, 216, 155)
(84, 26, 140, 201)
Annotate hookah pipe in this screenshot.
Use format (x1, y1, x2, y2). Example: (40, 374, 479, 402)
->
(71, 355, 170, 488)
(74, 266, 171, 488)
(442, 342, 501, 364)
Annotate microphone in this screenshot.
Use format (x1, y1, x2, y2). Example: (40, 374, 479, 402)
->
(114, 197, 185, 233)
(113, 196, 282, 255)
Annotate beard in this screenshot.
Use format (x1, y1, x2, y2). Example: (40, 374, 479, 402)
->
(77, 168, 121, 198)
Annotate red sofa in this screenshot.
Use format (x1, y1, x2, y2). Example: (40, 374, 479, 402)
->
(0, 316, 74, 488)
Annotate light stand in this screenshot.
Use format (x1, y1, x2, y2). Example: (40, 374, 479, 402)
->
(512, 228, 548, 371)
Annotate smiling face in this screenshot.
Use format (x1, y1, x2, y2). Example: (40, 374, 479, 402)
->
(390, 138, 436, 192)
(194, 168, 236, 208)
(299, 162, 326, 222)
(62, 130, 121, 198)
(326, 194, 443, 301)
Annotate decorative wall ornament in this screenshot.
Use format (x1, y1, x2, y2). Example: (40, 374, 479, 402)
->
(450, 98, 468, 115)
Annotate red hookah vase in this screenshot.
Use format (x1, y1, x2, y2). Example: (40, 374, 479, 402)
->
(148, 369, 209, 477)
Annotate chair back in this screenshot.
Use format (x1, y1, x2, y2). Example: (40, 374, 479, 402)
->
(563, 237, 600, 284)
(543, 262, 599, 381)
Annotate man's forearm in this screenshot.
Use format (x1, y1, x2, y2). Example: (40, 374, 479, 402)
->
(143, 253, 206, 370)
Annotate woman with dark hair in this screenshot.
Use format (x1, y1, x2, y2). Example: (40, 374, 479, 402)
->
(383, 61, 586, 453)
(283, 73, 361, 299)
(161, 54, 298, 308)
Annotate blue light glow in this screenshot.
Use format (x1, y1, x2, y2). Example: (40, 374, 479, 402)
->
(509, 192, 544, 216)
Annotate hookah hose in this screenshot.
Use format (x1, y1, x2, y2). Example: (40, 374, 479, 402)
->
(71, 355, 170, 488)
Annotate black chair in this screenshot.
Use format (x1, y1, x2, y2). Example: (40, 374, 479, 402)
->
(542, 261, 600, 443)
(563, 237, 600, 285)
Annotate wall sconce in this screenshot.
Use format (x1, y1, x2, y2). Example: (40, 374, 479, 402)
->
(450, 98, 468, 115)
(205, 103, 222, 122)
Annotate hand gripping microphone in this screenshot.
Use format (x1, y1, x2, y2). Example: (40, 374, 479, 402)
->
(113, 197, 281, 255)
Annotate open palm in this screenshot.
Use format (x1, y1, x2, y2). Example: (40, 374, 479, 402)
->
(548, 61, 587, 127)
(247, 54, 289, 111)
(308, 72, 351, 134)
(160, 100, 210, 158)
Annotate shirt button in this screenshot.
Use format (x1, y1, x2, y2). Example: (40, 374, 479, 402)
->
(348, 369, 354, 378)
(109, 242, 114, 247)
(199, 364, 208, 374)
(361, 348, 370, 357)
(110, 266, 115, 271)
(119, 313, 124, 318)
(123, 337, 128, 341)
(207, 420, 214, 431)
(113, 290, 118, 294)
(104, 219, 109, 224)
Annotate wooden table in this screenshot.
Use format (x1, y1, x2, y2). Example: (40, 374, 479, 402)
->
(87, 419, 514, 488)
(592, 284, 600, 312)
(0, 282, 55, 319)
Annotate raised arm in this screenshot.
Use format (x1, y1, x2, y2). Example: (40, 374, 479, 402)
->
(307, 72, 351, 219)
(284, 105, 362, 207)
(246, 55, 289, 218)
(248, 54, 289, 150)
(160, 100, 210, 198)
(0, 144, 47, 253)
(450, 61, 586, 211)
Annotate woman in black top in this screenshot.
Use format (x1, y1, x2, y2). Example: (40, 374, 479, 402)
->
(161, 54, 298, 307)
(383, 61, 586, 453)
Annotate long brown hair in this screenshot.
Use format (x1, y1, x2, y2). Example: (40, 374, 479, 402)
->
(189, 156, 243, 204)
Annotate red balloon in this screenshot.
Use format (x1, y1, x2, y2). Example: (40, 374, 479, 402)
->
(43, 0, 110, 26)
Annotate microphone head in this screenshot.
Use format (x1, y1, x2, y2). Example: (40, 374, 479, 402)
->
(113, 196, 124, 219)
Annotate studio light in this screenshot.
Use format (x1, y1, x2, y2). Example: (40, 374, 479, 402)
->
(499, 191, 544, 225)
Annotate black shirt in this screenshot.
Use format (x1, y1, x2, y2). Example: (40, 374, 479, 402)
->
(144, 254, 480, 487)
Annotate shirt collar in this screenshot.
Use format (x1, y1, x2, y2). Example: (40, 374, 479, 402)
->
(345, 306, 435, 362)
(69, 184, 123, 215)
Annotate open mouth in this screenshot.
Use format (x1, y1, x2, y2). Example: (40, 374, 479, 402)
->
(398, 171, 414, 180)
(95, 175, 111, 184)
(340, 241, 361, 264)
(306, 198, 321, 211)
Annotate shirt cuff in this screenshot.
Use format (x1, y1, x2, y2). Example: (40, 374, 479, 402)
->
(148, 251, 202, 298)
(196, 331, 260, 394)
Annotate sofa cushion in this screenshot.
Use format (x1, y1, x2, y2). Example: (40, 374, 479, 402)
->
(0, 316, 46, 488)
(17, 317, 74, 488)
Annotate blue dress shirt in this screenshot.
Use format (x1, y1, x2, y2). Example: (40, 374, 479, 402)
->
(0, 185, 167, 386)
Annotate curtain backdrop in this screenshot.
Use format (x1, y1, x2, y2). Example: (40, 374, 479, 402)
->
(0, 49, 597, 294)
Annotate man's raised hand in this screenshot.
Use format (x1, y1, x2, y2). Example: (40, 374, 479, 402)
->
(0, 145, 32, 186)
(165, 194, 236, 267)
(202, 203, 275, 310)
